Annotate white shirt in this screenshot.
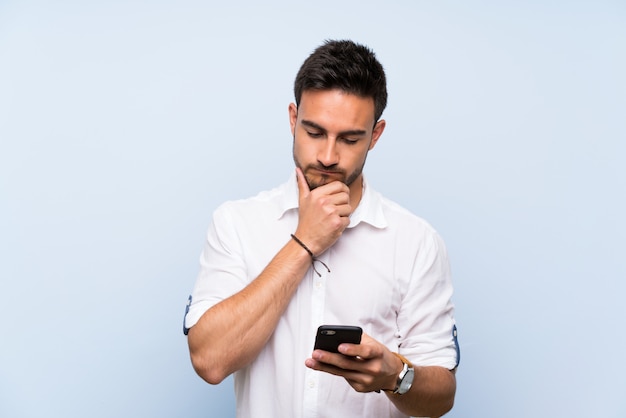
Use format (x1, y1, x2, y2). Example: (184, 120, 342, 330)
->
(185, 173, 459, 418)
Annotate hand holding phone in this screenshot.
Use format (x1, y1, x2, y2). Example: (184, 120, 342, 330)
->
(313, 325, 362, 353)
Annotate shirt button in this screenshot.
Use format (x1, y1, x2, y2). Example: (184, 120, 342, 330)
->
(308, 380, 315, 388)
(315, 281, 323, 289)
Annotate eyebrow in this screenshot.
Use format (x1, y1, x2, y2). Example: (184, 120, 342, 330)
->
(301, 119, 367, 137)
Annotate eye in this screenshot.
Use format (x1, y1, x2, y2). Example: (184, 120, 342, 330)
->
(306, 131, 323, 139)
(341, 137, 359, 145)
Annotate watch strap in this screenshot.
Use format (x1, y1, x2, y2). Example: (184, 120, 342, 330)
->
(383, 352, 414, 394)
(392, 352, 413, 368)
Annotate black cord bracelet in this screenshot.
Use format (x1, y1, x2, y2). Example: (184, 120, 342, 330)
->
(290, 234, 330, 277)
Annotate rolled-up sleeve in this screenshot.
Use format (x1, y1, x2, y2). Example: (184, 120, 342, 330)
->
(184, 203, 248, 330)
(397, 231, 459, 370)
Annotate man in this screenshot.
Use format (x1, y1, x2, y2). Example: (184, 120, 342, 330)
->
(184, 39, 460, 417)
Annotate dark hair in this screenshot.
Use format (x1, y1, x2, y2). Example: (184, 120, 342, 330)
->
(294, 39, 388, 122)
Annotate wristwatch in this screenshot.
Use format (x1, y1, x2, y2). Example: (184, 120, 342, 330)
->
(390, 352, 414, 395)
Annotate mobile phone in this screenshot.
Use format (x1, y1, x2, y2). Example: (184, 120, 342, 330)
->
(313, 325, 362, 353)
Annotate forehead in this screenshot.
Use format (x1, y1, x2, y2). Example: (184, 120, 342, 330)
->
(297, 89, 376, 130)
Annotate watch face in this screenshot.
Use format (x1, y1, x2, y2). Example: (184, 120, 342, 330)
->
(398, 368, 414, 394)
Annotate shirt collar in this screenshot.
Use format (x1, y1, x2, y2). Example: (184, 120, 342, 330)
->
(277, 172, 387, 229)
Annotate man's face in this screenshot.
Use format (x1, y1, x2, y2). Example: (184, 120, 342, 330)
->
(289, 89, 385, 192)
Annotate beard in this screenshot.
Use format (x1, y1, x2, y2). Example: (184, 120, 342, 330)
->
(292, 149, 365, 191)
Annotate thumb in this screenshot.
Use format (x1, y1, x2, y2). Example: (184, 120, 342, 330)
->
(295, 167, 310, 197)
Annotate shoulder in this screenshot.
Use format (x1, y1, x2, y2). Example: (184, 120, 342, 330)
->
(376, 193, 447, 249)
(379, 194, 437, 231)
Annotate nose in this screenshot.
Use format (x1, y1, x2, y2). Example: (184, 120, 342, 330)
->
(318, 138, 339, 167)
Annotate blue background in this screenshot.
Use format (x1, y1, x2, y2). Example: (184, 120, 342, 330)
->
(1, 1, 625, 417)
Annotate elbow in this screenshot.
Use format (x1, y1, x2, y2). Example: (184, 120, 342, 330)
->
(190, 351, 230, 385)
(188, 328, 232, 385)
(437, 375, 457, 416)
(417, 397, 454, 418)
(418, 368, 456, 417)
(439, 398, 455, 416)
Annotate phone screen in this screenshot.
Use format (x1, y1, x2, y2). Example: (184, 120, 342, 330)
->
(313, 325, 362, 353)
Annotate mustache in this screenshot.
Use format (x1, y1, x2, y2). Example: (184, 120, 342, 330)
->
(306, 164, 344, 174)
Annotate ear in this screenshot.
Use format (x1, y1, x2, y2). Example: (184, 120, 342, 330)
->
(368, 119, 386, 151)
(288, 103, 298, 137)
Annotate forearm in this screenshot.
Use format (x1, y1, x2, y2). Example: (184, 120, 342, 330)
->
(188, 238, 310, 384)
(387, 366, 456, 417)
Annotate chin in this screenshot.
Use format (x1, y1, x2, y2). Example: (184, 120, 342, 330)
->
(306, 173, 346, 190)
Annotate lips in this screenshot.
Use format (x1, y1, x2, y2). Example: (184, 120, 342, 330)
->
(311, 167, 343, 177)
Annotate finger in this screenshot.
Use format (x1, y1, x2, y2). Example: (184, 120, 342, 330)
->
(336, 203, 353, 219)
(306, 357, 349, 374)
(314, 179, 350, 196)
(306, 354, 361, 375)
(317, 192, 350, 208)
(295, 167, 310, 197)
(305, 357, 372, 392)
(337, 343, 362, 357)
(312, 349, 363, 370)
(339, 334, 376, 359)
